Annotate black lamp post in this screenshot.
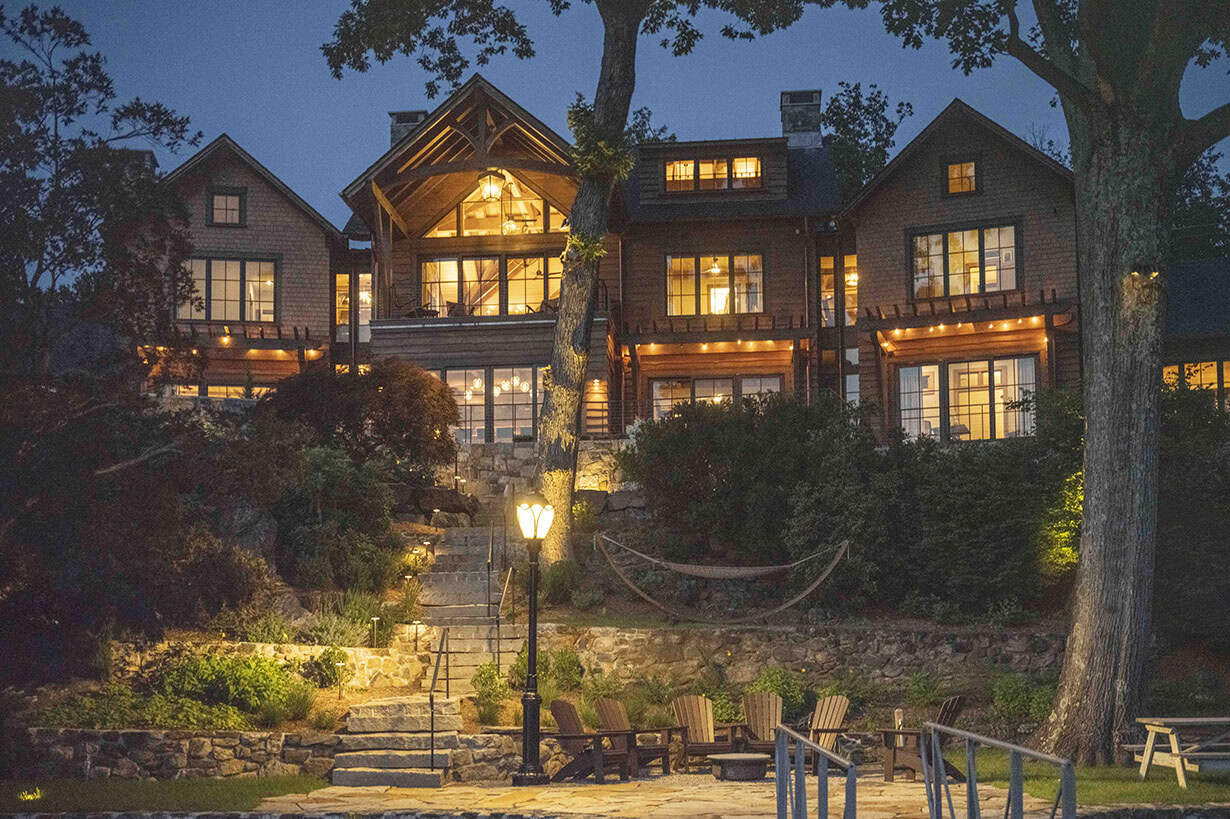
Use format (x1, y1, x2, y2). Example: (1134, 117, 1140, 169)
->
(512, 493, 554, 786)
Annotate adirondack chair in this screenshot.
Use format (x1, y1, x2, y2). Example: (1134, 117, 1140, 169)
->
(803, 694, 851, 774)
(672, 694, 739, 772)
(548, 699, 635, 783)
(740, 691, 783, 755)
(594, 697, 679, 775)
(881, 695, 966, 782)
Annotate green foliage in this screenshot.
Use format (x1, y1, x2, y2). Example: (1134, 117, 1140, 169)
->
(301, 613, 368, 648)
(212, 608, 295, 644)
(541, 560, 582, 606)
(566, 96, 635, 182)
(471, 662, 513, 725)
(746, 667, 807, 720)
(27, 685, 250, 731)
(572, 498, 599, 533)
(301, 647, 349, 689)
(551, 647, 585, 691)
(508, 645, 551, 690)
(816, 671, 882, 715)
(1037, 471, 1082, 584)
(821, 81, 913, 203)
(904, 672, 944, 708)
(309, 707, 343, 731)
(569, 588, 606, 610)
(283, 679, 316, 721)
(153, 655, 294, 713)
(990, 674, 1055, 726)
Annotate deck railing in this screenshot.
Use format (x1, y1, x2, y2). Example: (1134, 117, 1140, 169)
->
(919, 722, 1076, 819)
(775, 725, 857, 819)
(426, 627, 450, 770)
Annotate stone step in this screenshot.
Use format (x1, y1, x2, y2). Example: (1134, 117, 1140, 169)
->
(422, 602, 495, 616)
(334, 749, 450, 769)
(338, 731, 459, 752)
(331, 767, 445, 788)
(439, 637, 525, 653)
(345, 696, 463, 733)
(396, 622, 527, 638)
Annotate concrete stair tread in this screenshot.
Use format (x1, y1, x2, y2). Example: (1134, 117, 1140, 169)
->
(338, 731, 459, 751)
(331, 767, 445, 788)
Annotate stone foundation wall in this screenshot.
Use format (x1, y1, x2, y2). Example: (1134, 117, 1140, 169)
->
(448, 440, 628, 510)
(111, 641, 425, 691)
(535, 622, 1066, 685)
(20, 728, 337, 780)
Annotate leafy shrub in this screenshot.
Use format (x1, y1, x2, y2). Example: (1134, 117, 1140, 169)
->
(580, 671, 624, 703)
(508, 646, 551, 690)
(904, 672, 943, 708)
(27, 685, 251, 730)
(309, 707, 343, 731)
(707, 690, 742, 724)
(541, 560, 581, 605)
(302, 646, 349, 689)
(551, 647, 585, 691)
(816, 671, 882, 715)
(284, 679, 316, 721)
(572, 498, 599, 533)
(569, 588, 605, 610)
(471, 662, 513, 725)
(301, 612, 368, 647)
(746, 667, 807, 720)
(212, 607, 295, 644)
(153, 655, 294, 712)
(990, 674, 1054, 726)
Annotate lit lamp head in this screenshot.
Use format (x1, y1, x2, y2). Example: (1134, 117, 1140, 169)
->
(516, 493, 555, 543)
(478, 169, 504, 202)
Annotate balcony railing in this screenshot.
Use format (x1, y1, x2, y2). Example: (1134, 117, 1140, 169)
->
(386, 280, 610, 320)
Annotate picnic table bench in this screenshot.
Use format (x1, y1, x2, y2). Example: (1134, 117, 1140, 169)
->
(1128, 717, 1230, 788)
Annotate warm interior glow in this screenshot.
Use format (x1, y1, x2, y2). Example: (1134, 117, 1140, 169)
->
(516, 500, 555, 540)
(478, 170, 503, 201)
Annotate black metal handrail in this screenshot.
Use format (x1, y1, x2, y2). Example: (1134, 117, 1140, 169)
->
(775, 725, 856, 819)
(427, 627, 450, 770)
(495, 565, 515, 674)
(486, 523, 495, 617)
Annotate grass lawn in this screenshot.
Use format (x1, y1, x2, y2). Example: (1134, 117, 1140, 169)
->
(0, 775, 325, 813)
(969, 748, 1230, 807)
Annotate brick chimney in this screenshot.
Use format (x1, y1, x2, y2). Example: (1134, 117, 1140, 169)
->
(780, 90, 823, 149)
(389, 110, 428, 146)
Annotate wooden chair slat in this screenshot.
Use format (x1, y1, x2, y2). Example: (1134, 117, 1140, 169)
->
(810, 694, 850, 752)
(743, 691, 782, 742)
(550, 700, 590, 755)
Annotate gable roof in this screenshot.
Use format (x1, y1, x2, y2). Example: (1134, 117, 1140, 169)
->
(164, 134, 342, 241)
(340, 73, 573, 201)
(841, 98, 1073, 215)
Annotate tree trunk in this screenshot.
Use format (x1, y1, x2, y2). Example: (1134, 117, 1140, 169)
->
(1033, 114, 1175, 765)
(536, 1, 643, 563)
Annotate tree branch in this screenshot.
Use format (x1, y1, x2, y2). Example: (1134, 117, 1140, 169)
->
(1178, 103, 1230, 166)
(93, 444, 179, 477)
(1006, 5, 1094, 111)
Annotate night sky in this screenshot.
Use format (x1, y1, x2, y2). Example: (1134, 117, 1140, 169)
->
(27, 1, 1230, 228)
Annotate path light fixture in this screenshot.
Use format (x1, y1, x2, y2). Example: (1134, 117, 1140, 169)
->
(512, 492, 555, 786)
(335, 661, 346, 701)
(370, 616, 380, 648)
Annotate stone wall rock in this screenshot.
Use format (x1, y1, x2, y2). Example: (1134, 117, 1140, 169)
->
(19, 728, 336, 780)
(444, 440, 629, 515)
(111, 641, 424, 691)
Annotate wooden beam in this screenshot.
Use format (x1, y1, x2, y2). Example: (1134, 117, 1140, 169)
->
(371, 180, 412, 238)
(392, 157, 574, 185)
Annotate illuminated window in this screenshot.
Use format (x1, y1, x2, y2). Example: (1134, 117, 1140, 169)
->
(493, 367, 534, 441)
(946, 161, 977, 195)
(819, 256, 836, 327)
(694, 378, 733, 405)
(741, 376, 782, 398)
(652, 378, 692, 418)
(912, 225, 1017, 299)
(210, 191, 243, 225)
(666, 256, 697, 316)
(698, 159, 728, 190)
(548, 204, 569, 233)
(993, 357, 1036, 438)
(948, 361, 992, 441)
(652, 375, 779, 418)
(335, 273, 350, 341)
(843, 254, 859, 326)
(425, 209, 458, 238)
(245, 260, 275, 323)
(205, 384, 270, 400)
(666, 253, 763, 316)
(421, 259, 459, 313)
(899, 365, 941, 438)
(665, 160, 694, 192)
(507, 257, 544, 315)
(463, 257, 500, 316)
(447, 369, 487, 444)
(172, 383, 201, 397)
(731, 157, 762, 188)
(1186, 361, 1218, 390)
(1162, 364, 1180, 386)
(178, 258, 207, 320)
(547, 257, 563, 304)
(844, 373, 860, 408)
(357, 273, 372, 342)
(210, 259, 241, 321)
(425, 171, 557, 238)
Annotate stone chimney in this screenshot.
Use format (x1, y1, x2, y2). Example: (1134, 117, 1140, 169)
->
(389, 110, 428, 146)
(780, 90, 823, 149)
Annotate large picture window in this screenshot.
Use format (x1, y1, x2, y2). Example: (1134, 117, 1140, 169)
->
(422, 254, 564, 317)
(911, 224, 1018, 299)
(443, 364, 556, 443)
(898, 356, 1036, 441)
(664, 155, 762, 192)
(1163, 361, 1228, 411)
(176, 257, 276, 323)
(446, 369, 488, 444)
(423, 170, 565, 238)
(492, 367, 534, 441)
(665, 253, 763, 316)
(650, 374, 782, 419)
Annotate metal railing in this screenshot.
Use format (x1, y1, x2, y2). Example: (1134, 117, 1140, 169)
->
(427, 627, 450, 770)
(919, 723, 1076, 819)
(486, 523, 495, 617)
(775, 725, 857, 819)
(495, 566, 515, 675)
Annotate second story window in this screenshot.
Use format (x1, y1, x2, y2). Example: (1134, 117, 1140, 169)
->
(422, 254, 564, 317)
(208, 189, 245, 226)
(663, 156, 762, 193)
(911, 224, 1017, 299)
(665, 253, 763, 316)
(176, 257, 275, 322)
(945, 160, 977, 195)
(818, 254, 857, 327)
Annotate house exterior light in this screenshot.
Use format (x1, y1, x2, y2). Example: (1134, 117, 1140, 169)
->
(516, 495, 554, 541)
(513, 492, 554, 786)
(478, 169, 504, 202)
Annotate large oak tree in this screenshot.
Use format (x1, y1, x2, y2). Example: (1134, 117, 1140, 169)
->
(324, 0, 831, 562)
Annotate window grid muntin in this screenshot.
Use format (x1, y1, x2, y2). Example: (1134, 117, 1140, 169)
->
(911, 223, 1018, 300)
(665, 252, 764, 317)
(178, 258, 278, 323)
(649, 374, 784, 419)
(421, 254, 565, 317)
(663, 155, 763, 192)
(492, 367, 535, 442)
(946, 161, 977, 195)
(898, 356, 1037, 441)
(443, 365, 553, 443)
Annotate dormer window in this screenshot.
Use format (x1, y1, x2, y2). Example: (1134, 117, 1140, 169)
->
(663, 156, 762, 193)
(945, 160, 978, 196)
(208, 188, 245, 226)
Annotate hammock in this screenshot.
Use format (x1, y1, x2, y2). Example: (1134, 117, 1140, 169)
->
(600, 535, 828, 578)
(594, 533, 849, 625)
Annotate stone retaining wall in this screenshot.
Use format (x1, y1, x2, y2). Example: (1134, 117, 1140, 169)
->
(536, 622, 1066, 684)
(111, 641, 425, 691)
(449, 440, 627, 508)
(20, 728, 337, 780)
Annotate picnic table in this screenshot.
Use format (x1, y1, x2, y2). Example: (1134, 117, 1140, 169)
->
(1132, 716, 1230, 788)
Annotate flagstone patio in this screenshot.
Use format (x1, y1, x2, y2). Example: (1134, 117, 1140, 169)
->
(257, 771, 1055, 818)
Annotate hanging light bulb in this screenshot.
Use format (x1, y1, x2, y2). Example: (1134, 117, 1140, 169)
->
(709, 257, 722, 275)
(477, 169, 503, 202)
(473, 377, 483, 389)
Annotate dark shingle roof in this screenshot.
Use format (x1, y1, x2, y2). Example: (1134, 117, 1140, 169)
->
(621, 144, 841, 224)
(1167, 255, 1230, 340)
